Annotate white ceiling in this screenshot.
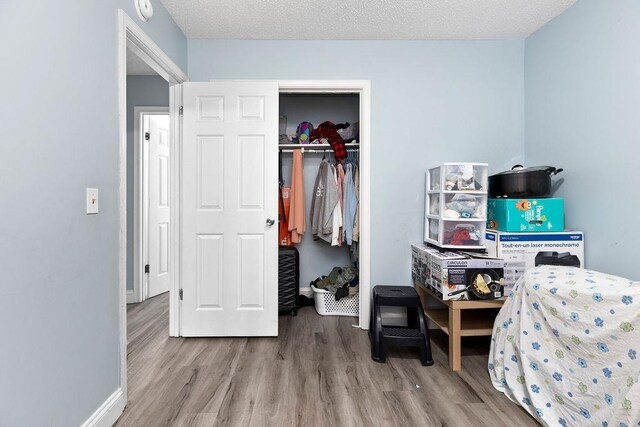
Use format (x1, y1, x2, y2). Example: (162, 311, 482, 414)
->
(160, 0, 576, 40)
(127, 48, 158, 76)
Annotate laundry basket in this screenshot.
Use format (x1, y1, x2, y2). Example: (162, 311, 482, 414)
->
(311, 285, 359, 317)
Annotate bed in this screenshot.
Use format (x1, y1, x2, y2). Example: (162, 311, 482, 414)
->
(489, 265, 639, 426)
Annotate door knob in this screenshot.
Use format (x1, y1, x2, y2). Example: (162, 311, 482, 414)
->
(266, 218, 275, 226)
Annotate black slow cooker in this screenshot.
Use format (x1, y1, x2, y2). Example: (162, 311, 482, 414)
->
(489, 165, 563, 199)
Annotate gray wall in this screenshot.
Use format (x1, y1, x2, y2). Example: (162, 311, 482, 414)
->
(525, 0, 640, 280)
(0, 2, 186, 426)
(189, 40, 525, 286)
(126, 76, 170, 291)
(279, 94, 359, 288)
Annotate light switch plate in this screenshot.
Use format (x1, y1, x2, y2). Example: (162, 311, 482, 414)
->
(86, 188, 99, 214)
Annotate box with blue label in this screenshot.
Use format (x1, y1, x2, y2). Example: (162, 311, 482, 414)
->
(485, 230, 584, 291)
(487, 198, 564, 232)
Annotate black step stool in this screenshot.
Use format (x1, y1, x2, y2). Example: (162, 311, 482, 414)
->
(370, 285, 434, 366)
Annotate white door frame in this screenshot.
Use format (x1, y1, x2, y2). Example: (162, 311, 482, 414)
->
(278, 80, 372, 330)
(195, 79, 372, 331)
(117, 9, 187, 408)
(130, 107, 170, 304)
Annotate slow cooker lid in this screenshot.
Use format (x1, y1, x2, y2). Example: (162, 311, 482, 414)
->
(491, 165, 556, 176)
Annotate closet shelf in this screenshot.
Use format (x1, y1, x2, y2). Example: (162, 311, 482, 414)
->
(278, 143, 360, 150)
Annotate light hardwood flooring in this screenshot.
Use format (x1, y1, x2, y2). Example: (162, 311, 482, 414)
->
(117, 293, 536, 426)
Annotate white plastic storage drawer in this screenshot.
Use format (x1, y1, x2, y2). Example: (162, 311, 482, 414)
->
(424, 219, 486, 250)
(442, 164, 487, 192)
(427, 193, 440, 216)
(442, 193, 486, 219)
(426, 217, 440, 242)
(441, 220, 485, 248)
(427, 193, 486, 219)
(424, 163, 488, 250)
(428, 167, 441, 191)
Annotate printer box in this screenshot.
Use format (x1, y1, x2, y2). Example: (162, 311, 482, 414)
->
(411, 244, 504, 301)
(485, 229, 585, 291)
(487, 198, 564, 232)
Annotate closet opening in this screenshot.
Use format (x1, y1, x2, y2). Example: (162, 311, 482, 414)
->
(277, 92, 362, 322)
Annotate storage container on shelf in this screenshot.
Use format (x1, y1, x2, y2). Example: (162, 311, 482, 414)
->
(424, 163, 488, 250)
(427, 163, 488, 192)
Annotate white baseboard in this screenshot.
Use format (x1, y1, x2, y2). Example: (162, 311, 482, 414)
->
(126, 289, 136, 304)
(81, 388, 125, 427)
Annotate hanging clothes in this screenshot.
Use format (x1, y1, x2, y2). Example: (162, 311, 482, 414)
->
(310, 159, 339, 244)
(278, 150, 292, 246)
(342, 163, 357, 245)
(335, 163, 345, 247)
(350, 162, 360, 263)
(288, 149, 306, 243)
(278, 187, 292, 246)
(330, 164, 343, 246)
(353, 163, 360, 243)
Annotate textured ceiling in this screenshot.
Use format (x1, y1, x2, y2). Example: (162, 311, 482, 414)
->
(159, 0, 576, 40)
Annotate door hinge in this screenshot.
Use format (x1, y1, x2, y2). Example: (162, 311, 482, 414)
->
(179, 289, 183, 300)
(144, 264, 149, 274)
(144, 132, 150, 141)
(178, 106, 184, 116)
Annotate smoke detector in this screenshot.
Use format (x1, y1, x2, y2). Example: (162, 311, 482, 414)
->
(135, 0, 154, 22)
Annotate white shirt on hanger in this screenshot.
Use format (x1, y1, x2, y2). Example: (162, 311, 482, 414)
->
(330, 165, 343, 246)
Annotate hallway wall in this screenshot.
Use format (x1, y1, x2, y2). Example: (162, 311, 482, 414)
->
(0, 3, 186, 426)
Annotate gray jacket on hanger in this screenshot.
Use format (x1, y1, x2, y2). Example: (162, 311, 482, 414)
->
(310, 159, 338, 243)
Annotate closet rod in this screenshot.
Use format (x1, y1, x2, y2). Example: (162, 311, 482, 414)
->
(278, 143, 359, 152)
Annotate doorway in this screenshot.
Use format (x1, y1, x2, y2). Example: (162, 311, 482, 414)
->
(130, 107, 170, 304)
(117, 9, 188, 409)
(277, 81, 372, 330)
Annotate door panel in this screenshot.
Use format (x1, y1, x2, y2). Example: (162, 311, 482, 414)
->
(238, 135, 265, 209)
(197, 136, 224, 210)
(158, 155, 169, 207)
(196, 234, 223, 309)
(158, 223, 168, 275)
(237, 234, 264, 309)
(181, 82, 278, 337)
(148, 114, 171, 298)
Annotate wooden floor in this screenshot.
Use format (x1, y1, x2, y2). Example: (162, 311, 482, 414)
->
(117, 293, 536, 426)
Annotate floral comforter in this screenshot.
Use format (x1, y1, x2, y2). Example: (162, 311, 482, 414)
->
(489, 266, 639, 426)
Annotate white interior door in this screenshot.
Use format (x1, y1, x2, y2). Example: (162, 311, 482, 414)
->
(180, 81, 279, 336)
(147, 114, 171, 298)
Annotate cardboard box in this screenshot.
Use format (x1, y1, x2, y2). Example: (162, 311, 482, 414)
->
(411, 244, 450, 289)
(485, 230, 585, 291)
(411, 244, 504, 301)
(431, 252, 504, 300)
(487, 198, 564, 232)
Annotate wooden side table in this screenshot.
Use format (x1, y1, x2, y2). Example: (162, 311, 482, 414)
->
(415, 283, 505, 371)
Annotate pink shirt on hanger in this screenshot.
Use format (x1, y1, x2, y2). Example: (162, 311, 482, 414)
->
(288, 149, 306, 243)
